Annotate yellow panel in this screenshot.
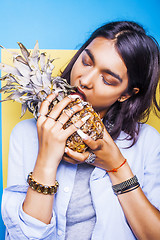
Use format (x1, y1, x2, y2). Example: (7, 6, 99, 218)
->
(147, 109, 160, 132)
(147, 83, 160, 132)
(2, 48, 76, 188)
(1, 48, 160, 188)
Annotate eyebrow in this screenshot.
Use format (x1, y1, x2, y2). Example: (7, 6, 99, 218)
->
(103, 69, 123, 83)
(84, 48, 123, 83)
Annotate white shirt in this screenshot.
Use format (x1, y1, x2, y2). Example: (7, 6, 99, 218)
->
(1, 118, 160, 239)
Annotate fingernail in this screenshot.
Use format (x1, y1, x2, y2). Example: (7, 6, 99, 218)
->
(53, 89, 59, 96)
(78, 102, 84, 108)
(65, 147, 68, 153)
(68, 94, 81, 100)
(81, 115, 91, 123)
(81, 101, 88, 106)
(77, 129, 88, 140)
(78, 101, 88, 107)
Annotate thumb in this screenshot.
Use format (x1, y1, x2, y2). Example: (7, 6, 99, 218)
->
(103, 128, 112, 142)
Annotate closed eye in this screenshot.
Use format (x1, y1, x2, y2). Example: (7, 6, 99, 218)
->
(102, 76, 112, 85)
(82, 56, 92, 66)
(101, 75, 118, 86)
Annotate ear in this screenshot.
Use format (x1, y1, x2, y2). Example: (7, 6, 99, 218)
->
(118, 87, 139, 102)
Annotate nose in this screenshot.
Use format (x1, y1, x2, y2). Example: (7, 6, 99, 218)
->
(79, 69, 98, 89)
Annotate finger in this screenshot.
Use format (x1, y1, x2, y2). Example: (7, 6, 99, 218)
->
(37, 94, 57, 127)
(63, 155, 79, 165)
(37, 114, 47, 127)
(57, 102, 84, 126)
(64, 147, 89, 162)
(39, 94, 81, 127)
(45, 96, 84, 131)
(55, 111, 90, 132)
(48, 94, 81, 120)
(103, 127, 112, 142)
(39, 93, 57, 116)
(63, 114, 91, 138)
(76, 130, 103, 151)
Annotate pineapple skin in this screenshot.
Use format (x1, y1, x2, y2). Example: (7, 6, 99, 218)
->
(47, 96, 104, 153)
(62, 98, 104, 153)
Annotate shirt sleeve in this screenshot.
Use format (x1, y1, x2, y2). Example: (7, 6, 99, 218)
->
(141, 126, 160, 211)
(1, 121, 57, 239)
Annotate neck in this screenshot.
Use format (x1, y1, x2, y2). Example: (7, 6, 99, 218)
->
(98, 109, 108, 119)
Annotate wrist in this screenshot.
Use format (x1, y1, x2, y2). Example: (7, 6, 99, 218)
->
(106, 158, 127, 173)
(36, 150, 61, 169)
(33, 159, 58, 186)
(36, 154, 59, 171)
(108, 160, 134, 185)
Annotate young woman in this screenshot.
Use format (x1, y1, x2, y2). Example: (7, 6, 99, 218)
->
(2, 21, 160, 239)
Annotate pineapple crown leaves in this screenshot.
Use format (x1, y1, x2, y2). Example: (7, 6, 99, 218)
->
(0, 41, 76, 118)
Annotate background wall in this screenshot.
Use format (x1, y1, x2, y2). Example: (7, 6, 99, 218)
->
(0, 0, 160, 238)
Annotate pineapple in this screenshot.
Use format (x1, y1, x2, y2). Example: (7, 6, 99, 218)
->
(0, 41, 104, 153)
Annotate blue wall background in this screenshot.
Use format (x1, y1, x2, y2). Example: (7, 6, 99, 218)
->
(0, 0, 160, 238)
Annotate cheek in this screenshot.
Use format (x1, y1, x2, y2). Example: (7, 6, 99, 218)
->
(70, 70, 74, 86)
(70, 64, 79, 86)
(95, 86, 123, 104)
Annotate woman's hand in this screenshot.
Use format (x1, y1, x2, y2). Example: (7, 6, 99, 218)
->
(24, 93, 90, 224)
(36, 93, 88, 171)
(63, 127, 125, 171)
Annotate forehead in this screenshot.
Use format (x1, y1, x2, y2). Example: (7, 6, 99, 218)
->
(85, 37, 127, 74)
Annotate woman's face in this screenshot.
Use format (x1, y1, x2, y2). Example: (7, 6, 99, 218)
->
(70, 37, 129, 118)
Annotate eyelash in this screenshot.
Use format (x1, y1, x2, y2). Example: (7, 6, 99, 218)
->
(82, 57, 91, 66)
(82, 57, 113, 86)
(101, 75, 112, 86)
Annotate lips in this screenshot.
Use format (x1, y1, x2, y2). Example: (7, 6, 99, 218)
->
(76, 87, 86, 101)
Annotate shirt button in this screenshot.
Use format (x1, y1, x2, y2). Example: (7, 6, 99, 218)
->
(58, 230, 63, 236)
(63, 187, 69, 193)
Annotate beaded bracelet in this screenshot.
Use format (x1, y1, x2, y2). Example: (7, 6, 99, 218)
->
(27, 172, 59, 195)
(112, 175, 140, 195)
